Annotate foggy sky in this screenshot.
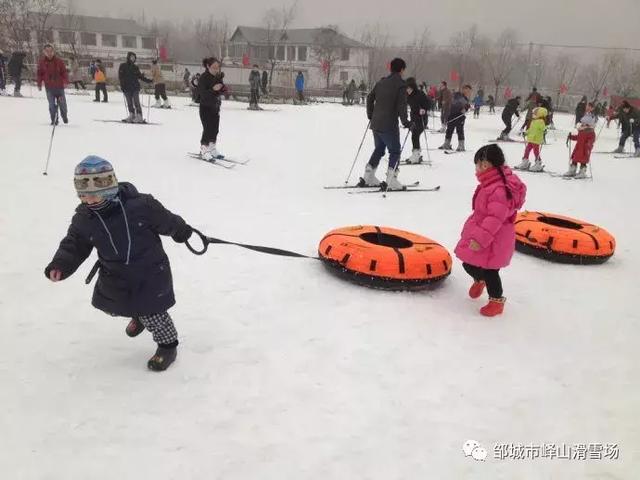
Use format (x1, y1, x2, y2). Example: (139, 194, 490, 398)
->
(75, 0, 639, 49)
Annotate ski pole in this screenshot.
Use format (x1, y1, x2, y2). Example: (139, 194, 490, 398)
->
(343, 120, 370, 184)
(146, 90, 151, 122)
(43, 97, 59, 176)
(421, 116, 432, 165)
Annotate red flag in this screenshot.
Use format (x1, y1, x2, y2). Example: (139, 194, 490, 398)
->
(504, 87, 512, 99)
(603, 87, 609, 97)
(242, 53, 250, 67)
(158, 45, 168, 61)
(560, 83, 568, 94)
(450, 69, 459, 82)
(321, 60, 329, 73)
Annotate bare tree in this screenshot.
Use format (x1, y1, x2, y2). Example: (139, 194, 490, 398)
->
(58, 0, 86, 58)
(313, 25, 345, 89)
(261, 1, 297, 89)
(551, 53, 579, 108)
(611, 56, 640, 98)
(403, 28, 432, 83)
(583, 52, 621, 101)
(194, 15, 229, 60)
(0, 0, 59, 61)
(357, 23, 391, 89)
(449, 24, 480, 88)
(481, 29, 518, 103)
(525, 43, 548, 89)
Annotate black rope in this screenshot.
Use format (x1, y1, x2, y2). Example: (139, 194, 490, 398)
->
(186, 228, 318, 259)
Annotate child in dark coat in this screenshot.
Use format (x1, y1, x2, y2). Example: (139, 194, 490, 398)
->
(45, 156, 193, 371)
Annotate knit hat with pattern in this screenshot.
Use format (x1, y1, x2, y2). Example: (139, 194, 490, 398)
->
(73, 155, 119, 199)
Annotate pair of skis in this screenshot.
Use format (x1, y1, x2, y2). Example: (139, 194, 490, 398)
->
(187, 152, 250, 169)
(514, 166, 591, 181)
(324, 181, 440, 194)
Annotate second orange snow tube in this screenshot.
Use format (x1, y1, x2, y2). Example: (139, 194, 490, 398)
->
(318, 225, 452, 290)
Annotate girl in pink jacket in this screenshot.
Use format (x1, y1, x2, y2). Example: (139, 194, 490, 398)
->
(455, 144, 527, 316)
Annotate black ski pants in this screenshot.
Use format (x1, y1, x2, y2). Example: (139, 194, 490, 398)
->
(445, 115, 465, 141)
(124, 90, 142, 114)
(154, 83, 167, 101)
(462, 263, 503, 298)
(199, 106, 220, 145)
(95, 82, 108, 102)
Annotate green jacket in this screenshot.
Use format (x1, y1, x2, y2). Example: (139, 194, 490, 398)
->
(526, 118, 546, 145)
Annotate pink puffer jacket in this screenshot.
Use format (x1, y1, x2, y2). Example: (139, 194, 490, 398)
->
(455, 166, 527, 269)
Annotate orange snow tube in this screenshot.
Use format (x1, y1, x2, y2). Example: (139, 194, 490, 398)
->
(318, 225, 452, 290)
(515, 211, 615, 264)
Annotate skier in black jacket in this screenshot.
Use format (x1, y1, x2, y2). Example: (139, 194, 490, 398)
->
(7, 51, 27, 97)
(499, 96, 521, 140)
(248, 64, 261, 110)
(118, 52, 152, 123)
(198, 57, 228, 160)
(575, 95, 588, 126)
(439, 85, 472, 151)
(405, 77, 430, 164)
(610, 101, 640, 156)
(360, 57, 411, 190)
(45, 156, 193, 371)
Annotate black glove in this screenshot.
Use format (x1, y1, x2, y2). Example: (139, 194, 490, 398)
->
(172, 224, 193, 243)
(403, 121, 415, 130)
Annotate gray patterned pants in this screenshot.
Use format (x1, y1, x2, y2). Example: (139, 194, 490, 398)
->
(137, 312, 178, 345)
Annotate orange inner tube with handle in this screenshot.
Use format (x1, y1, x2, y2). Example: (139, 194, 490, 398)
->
(318, 225, 452, 290)
(515, 211, 615, 264)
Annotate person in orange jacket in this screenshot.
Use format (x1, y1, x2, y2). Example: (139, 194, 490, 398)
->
(93, 59, 108, 103)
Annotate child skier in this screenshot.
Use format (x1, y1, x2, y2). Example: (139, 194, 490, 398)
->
(405, 77, 430, 164)
(487, 95, 496, 114)
(565, 106, 596, 178)
(472, 93, 483, 118)
(516, 107, 547, 172)
(44, 156, 193, 371)
(455, 144, 527, 317)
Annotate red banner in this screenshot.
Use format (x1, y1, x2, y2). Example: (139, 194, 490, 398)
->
(504, 87, 513, 99)
(322, 60, 330, 73)
(559, 83, 568, 94)
(602, 87, 609, 98)
(450, 69, 459, 82)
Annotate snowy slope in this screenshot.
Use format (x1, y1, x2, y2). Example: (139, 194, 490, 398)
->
(0, 90, 638, 479)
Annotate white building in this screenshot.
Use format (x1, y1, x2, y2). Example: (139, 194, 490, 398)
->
(226, 26, 369, 90)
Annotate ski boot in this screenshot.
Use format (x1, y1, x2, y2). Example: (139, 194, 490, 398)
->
(574, 165, 588, 179)
(530, 158, 544, 172)
(384, 167, 404, 191)
(126, 317, 145, 337)
(612, 145, 624, 154)
(13, 90, 23, 97)
(515, 158, 530, 170)
(200, 144, 214, 161)
(122, 112, 134, 123)
(133, 113, 145, 124)
(480, 297, 506, 317)
(406, 149, 422, 164)
(563, 163, 577, 177)
(456, 140, 465, 152)
(359, 164, 381, 187)
(154, 98, 162, 108)
(162, 98, 171, 109)
(208, 142, 222, 158)
(147, 342, 178, 371)
(469, 281, 486, 299)
(438, 139, 452, 150)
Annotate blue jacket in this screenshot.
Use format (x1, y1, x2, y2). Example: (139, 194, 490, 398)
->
(45, 183, 190, 317)
(473, 95, 483, 107)
(295, 73, 304, 92)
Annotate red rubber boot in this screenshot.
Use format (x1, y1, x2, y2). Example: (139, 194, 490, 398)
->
(480, 297, 506, 317)
(468, 281, 486, 299)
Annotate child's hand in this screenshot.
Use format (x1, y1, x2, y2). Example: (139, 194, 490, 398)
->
(469, 239, 481, 251)
(49, 269, 62, 282)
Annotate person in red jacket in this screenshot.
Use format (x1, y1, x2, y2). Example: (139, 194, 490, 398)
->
(564, 103, 596, 178)
(37, 44, 69, 125)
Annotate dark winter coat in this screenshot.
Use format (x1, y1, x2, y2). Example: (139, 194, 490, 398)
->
(575, 99, 587, 122)
(249, 69, 261, 91)
(198, 70, 227, 111)
(44, 183, 190, 317)
(448, 91, 470, 120)
(407, 88, 430, 127)
(366, 72, 409, 132)
(37, 55, 68, 89)
(7, 52, 27, 77)
(502, 98, 520, 119)
(118, 52, 151, 93)
(261, 71, 268, 91)
(613, 106, 640, 132)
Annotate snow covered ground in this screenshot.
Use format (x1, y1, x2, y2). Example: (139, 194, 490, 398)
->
(0, 90, 638, 479)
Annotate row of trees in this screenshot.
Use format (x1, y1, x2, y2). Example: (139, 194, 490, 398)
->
(358, 23, 640, 106)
